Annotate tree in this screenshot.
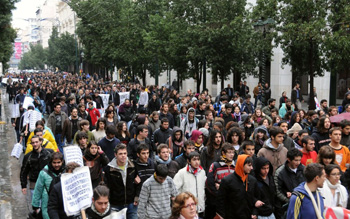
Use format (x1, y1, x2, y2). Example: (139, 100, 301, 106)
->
(18, 44, 46, 70)
(0, 0, 19, 70)
(276, 0, 328, 110)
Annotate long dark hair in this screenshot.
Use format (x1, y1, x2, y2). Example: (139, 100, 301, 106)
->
(207, 129, 223, 158)
(116, 121, 130, 137)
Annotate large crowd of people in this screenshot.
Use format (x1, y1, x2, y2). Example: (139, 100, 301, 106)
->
(4, 71, 350, 219)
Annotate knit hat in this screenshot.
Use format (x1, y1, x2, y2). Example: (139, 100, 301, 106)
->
(191, 97, 198, 102)
(287, 123, 302, 135)
(198, 128, 209, 137)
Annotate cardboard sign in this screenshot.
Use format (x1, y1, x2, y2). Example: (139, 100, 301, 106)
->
(63, 145, 84, 167)
(99, 94, 110, 109)
(119, 92, 130, 105)
(22, 96, 34, 109)
(11, 143, 23, 159)
(61, 166, 93, 216)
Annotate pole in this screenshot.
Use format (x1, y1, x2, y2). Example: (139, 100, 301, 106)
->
(155, 57, 159, 86)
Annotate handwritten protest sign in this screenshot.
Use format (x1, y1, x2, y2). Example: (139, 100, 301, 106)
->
(63, 145, 84, 167)
(11, 143, 23, 159)
(12, 103, 20, 118)
(99, 94, 110, 109)
(61, 166, 93, 216)
(119, 92, 130, 105)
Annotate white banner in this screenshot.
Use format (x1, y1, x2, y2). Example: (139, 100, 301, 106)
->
(61, 166, 93, 216)
(325, 207, 350, 219)
(119, 92, 130, 105)
(11, 143, 23, 159)
(22, 110, 42, 132)
(63, 145, 84, 167)
(22, 96, 34, 109)
(99, 94, 110, 109)
(12, 103, 20, 118)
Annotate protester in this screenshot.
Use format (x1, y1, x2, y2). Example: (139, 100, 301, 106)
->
(47, 103, 68, 153)
(286, 163, 325, 219)
(85, 184, 114, 218)
(300, 136, 317, 165)
(137, 164, 178, 219)
(98, 125, 121, 161)
(92, 117, 107, 143)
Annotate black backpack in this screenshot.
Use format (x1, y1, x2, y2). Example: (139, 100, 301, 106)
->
(42, 168, 61, 194)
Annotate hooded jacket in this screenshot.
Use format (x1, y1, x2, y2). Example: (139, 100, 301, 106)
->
(104, 158, 141, 205)
(165, 127, 184, 159)
(216, 155, 258, 219)
(311, 128, 331, 152)
(254, 157, 276, 216)
(180, 107, 199, 139)
(286, 182, 325, 219)
(257, 138, 288, 174)
(190, 130, 204, 153)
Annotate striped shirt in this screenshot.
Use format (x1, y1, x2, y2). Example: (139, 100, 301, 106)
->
(137, 176, 178, 219)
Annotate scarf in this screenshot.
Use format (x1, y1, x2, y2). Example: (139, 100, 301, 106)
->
(187, 164, 203, 176)
(304, 183, 323, 219)
(221, 154, 233, 166)
(155, 155, 172, 165)
(234, 112, 241, 122)
(325, 178, 345, 207)
(91, 202, 110, 217)
(235, 154, 249, 191)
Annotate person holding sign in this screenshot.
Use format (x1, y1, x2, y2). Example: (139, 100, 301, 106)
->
(48, 162, 81, 219)
(86, 184, 113, 218)
(104, 144, 141, 219)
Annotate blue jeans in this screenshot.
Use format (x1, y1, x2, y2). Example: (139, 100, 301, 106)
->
(254, 95, 262, 108)
(111, 203, 137, 219)
(54, 134, 65, 153)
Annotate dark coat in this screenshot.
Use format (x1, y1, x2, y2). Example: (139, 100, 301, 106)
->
(152, 127, 172, 147)
(159, 112, 175, 128)
(127, 137, 153, 161)
(98, 137, 121, 161)
(48, 182, 77, 219)
(104, 159, 141, 206)
(216, 172, 258, 219)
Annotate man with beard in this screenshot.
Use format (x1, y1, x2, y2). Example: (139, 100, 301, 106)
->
(159, 103, 175, 128)
(31, 152, 65, 219)
(340, 119, 350, 147)
(300, 136, 317, 165)
(165, 127, 184, 159)
(152, 118, 173, 148)
(200, 130, 224, 174)
(206, 143, 235, 219)
(62, 107, 81, 144)
(20, 135, 53, 198)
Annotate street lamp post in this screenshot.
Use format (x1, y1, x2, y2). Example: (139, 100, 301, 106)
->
(253, 18, 275, 86)
(80, 51, 84, 74)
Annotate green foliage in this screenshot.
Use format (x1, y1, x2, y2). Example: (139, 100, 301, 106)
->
(47, 27, 76, 71)
(18, 44, 47, 70)
(0, 0, 19, 70)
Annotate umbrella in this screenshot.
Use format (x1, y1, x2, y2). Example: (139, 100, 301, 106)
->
(330, 112, 350, 123)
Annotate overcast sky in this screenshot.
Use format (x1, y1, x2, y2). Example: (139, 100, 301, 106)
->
(11, 0, 44, 29)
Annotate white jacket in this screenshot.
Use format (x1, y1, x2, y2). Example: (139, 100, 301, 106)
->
(173, 165, 206, 213)
(319, 179, 348, 208)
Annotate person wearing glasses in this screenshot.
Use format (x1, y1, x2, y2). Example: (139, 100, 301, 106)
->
(170, 192, 199, 219)
(319, 164, 348, 208)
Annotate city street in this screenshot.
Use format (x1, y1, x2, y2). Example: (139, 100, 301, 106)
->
(0, 89, 28, 219)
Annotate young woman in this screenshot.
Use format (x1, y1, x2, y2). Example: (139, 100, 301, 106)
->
(251, 107, 264, 125)
(115, 121, 131, 145)
(149, 111, 161, 133)
(319, 164, 348, 208)
(170, 192, 199, 219)
(317, 146, 336, 166)
(177, 106, 188, 127)
(86, 184, 113, 218)
(83, 141, 109, 188)
(92, 118, 106, 143)
(104, 109, 118, 127)
(233, 106, 241, 122)
(254, 126, 269, 154)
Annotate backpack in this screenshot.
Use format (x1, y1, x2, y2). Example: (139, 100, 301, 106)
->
(42, 168, 61, 194)
(281, 191, 304, 219)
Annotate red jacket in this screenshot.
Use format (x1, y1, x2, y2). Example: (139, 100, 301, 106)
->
(87, 108, 100, 126)
(300, 150, 317, 166)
